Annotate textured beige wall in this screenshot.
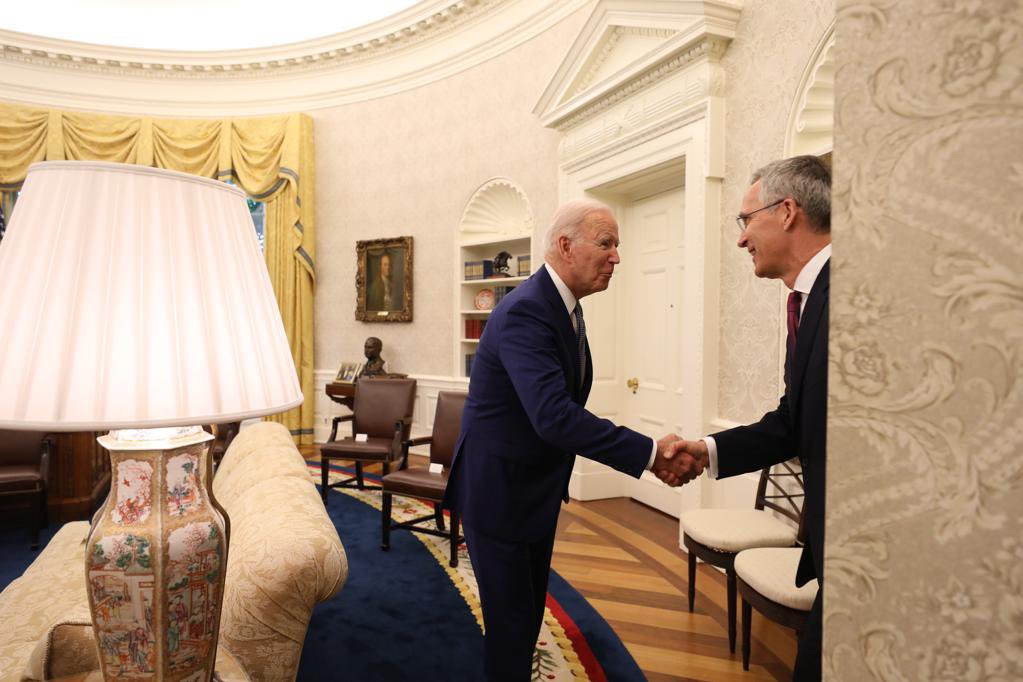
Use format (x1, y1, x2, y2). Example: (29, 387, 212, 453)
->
(312, 7, 588, 376)
(826, 1, 1023, 678)
(717, 0, 835, 422)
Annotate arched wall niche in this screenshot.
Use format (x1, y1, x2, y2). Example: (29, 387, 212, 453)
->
(457, 177, 534, 240)
(785, 21, 835, 158)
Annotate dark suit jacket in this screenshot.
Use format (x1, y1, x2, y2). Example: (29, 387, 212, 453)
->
(713, 261, 829, 586)
(444, 266, 651, 543)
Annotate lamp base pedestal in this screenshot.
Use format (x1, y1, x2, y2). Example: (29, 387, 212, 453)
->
(87, 428, 227, 682)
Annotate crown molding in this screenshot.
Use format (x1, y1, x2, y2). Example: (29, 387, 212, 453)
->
(0, 0, 590, 115)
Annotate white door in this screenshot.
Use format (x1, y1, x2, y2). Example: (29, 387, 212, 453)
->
(618, 187, 686, 515)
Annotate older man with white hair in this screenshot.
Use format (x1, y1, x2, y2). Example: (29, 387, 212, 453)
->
(444, 198, 701, 681)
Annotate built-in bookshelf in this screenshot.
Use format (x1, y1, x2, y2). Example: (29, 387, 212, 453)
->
(455, 178, 534, 379)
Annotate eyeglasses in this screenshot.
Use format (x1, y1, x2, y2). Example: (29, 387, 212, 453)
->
(735, 198, 785, 232)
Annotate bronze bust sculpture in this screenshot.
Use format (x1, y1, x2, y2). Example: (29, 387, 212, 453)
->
(359, 336, 387, 378)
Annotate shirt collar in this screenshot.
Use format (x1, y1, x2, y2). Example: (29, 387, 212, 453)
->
(544, 261, 577, 316)
(793, 243, 831, 296)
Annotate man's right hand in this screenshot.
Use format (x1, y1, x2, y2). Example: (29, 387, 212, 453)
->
(652, 434, 707, 486)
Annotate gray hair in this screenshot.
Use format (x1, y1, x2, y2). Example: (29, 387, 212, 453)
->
(543, 198, 614, 255)
(751, 155, 831, 233)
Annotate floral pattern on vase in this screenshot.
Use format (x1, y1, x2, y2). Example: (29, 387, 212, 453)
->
(167, 452, 201, 517)
(166, 521, 223, 675)
(88, 534, 155, 676)
(111, 459, 153, 525)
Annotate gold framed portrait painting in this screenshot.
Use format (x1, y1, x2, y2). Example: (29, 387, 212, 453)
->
(356, 236, 413, 322)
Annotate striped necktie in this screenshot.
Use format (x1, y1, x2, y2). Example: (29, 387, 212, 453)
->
(574, 303, 586, 390)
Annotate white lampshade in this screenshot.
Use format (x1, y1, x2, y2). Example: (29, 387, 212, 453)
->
(0, 161, 302, 431)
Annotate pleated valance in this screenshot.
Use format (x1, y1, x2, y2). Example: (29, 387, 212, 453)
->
(0, 102, 316, 444)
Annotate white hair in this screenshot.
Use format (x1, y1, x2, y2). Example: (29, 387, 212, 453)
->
(543, 198, 614, 256)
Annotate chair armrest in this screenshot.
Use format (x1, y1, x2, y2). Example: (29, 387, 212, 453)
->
(39, 436, 54, 487)
(337, 415, 354, 422)
(397, 435, 433, 470)
(403, 436, 433, 448)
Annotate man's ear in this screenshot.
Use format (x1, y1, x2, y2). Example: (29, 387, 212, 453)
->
(558, 234, 573, 261)
(780, 198, 799, 232)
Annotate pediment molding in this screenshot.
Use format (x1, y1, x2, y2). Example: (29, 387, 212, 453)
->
(534, 0, 741, 131)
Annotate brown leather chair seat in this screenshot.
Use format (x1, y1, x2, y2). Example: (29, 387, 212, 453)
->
(320, 437, 393, 459)
(379, 467, 448, 502)
(0, 466, 44, 492)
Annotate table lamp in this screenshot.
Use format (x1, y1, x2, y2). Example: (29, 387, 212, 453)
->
(0, 161, 302, 681)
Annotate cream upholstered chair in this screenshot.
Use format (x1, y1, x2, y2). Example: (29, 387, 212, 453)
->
(680, 461, 803, 653)
(735, 546, 818, 671)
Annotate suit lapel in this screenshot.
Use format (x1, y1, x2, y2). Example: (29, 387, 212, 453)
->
(789, 261, 829, 411)
(536, 267, 583, 400)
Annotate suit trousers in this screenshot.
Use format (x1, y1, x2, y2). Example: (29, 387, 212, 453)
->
(792, 588, 822, 681)
(462, 522, 558, 682)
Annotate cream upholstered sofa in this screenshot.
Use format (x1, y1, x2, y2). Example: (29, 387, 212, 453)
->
(0, 421, 347, 682)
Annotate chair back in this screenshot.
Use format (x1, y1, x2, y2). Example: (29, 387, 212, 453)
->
(353, 378, 417, 439)
(0, 430, 49, 467)
(429, 391, 467, 467)
(753, 459, 804, 527)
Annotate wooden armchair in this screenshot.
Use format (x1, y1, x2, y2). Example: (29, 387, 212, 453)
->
(680, 460, 803, 653)
(381, 391, 466, 567)
(0, 430, 53, 549)
(319, 377, 417, 503)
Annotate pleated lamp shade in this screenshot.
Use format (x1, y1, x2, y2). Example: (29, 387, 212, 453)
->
(0, 161, 303, 431)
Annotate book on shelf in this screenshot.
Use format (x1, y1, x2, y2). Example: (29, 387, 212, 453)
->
(464, 353, 476, 377)
(517, 254, 531, 276)
(493, 285, 515, 304)
(463, 259, 495, 280)
(464, 318, 488, 339)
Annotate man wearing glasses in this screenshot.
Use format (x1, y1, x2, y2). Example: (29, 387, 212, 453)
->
(675, 155, 831, 680)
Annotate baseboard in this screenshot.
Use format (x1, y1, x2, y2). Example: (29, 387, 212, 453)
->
(568, 464, 628, 501)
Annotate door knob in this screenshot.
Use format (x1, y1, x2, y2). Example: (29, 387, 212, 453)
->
(627, 377, 639, 394)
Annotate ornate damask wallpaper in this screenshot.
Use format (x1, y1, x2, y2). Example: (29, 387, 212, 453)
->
(827, 1, 1023, 678)
(717, 0, 836, 423)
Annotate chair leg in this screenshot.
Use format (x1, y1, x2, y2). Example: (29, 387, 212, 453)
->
(320, 456, 330, 506)
(741, 598, 752, 671)
(381, 492, 392, 550)
(687, 550, 696, 612)
(434, 503, 445, 532)
(449, 509, 459, 568)
(727, 569, 737, 654)
(355, 462, 364, 489)
(41, 488, 49, 529)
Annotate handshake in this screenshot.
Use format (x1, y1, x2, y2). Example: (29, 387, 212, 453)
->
(651, 434, 709, 487)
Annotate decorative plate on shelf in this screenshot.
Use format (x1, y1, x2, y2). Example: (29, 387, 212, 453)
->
(474, 288, 495, 311)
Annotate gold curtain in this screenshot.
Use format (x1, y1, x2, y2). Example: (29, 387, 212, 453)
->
(0, 102, 316, 444)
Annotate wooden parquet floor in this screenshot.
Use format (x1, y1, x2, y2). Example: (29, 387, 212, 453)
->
(301, 447, 796, 681)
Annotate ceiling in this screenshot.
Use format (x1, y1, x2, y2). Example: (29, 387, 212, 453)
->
(4, 0, 424, 51)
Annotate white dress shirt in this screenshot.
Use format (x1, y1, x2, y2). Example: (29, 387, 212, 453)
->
(545, 262, 658, 469)
(705, 244, 831, 477)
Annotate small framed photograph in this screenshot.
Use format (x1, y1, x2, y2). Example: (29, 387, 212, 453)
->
(356, 236, 413, 322)
(335, 361, 363, 384)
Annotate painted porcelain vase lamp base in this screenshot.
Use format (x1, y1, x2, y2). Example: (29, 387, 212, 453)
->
(88, 427, 228, 681)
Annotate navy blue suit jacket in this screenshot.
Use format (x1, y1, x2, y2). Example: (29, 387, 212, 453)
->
(713, 261, 829, 587)
(444, 266, 652, 543)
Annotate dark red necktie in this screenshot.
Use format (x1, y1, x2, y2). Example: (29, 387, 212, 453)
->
(786, 291, 802, 357)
